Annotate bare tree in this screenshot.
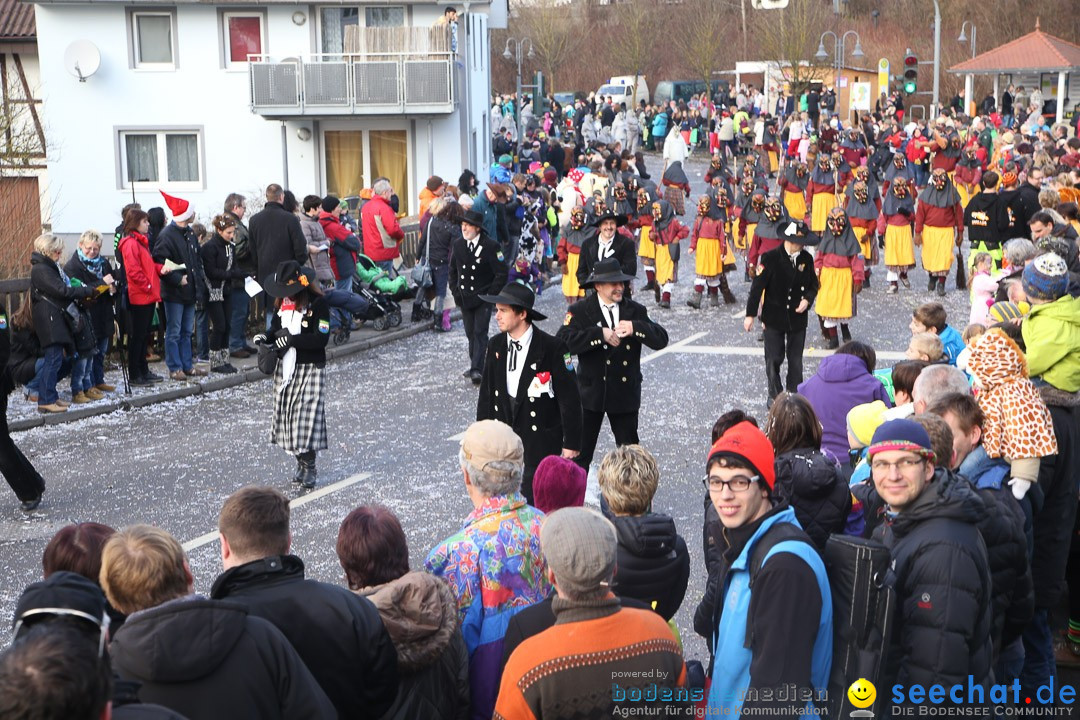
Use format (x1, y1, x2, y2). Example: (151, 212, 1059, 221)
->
(679, 0, 727, 92)
(513, 0, 579, 93)
(754, 0, 832, 95)
(608, 0, 659, 104)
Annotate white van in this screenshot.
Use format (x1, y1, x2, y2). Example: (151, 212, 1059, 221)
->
(596, 76, 650, 107)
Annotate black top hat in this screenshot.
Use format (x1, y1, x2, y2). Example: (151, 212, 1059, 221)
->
(592, 211, 628, 228)
(781, 220, 821, 246)
(584, 257, 635, 286)
(479, 281, 547, 321)
(263, 260, 318, 299)
(461, 209, 487, 230)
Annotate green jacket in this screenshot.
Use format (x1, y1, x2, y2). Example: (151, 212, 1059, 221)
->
(1023, 295, 1080, 393)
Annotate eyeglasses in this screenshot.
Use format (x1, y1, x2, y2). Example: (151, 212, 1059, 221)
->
(870, 457, 926, 474)
(12, 607, 110, 658)
(702, 474, 760, 493)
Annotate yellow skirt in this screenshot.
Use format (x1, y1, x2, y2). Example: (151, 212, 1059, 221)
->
(783, 189, 807, 221)
(561, 252, 585, 298)
(655, 243, 676, 285)
(695, 237, 724, 277)
(957, 183, 979, 209)
(921, 225, 955, 273)
(638, 225, 655, 260)
(768, 150, 778, 173)
(816, 266, 854, 319)
(735, 222, 756, 252)
(885, 224, 915, 267)
(811, 193, 837, 233)
(853, 226, 872, 260)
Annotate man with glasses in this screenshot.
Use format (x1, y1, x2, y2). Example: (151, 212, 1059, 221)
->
(868, 419, 993, 700)
(693, 421, 832, 716)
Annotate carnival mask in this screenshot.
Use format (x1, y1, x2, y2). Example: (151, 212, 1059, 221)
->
(831, 152, 843, 166)
(893, 154, 906, 168)
(741, 178, 755, 195)
(651, 202, 663, 222)
(613, 183, 627, 201)
(751, 192, 766, 213)
(854, 166, 869, 183)
(764, 197, 782, 222)
(795, 163, 808, 178)
(697, 196, 711, 216)
(711, 156, 723, 170)
(950, 136, 962, 149)
(818, 157, 833, 172)
(827, 208, 848, 235)
(965, 147, 977, 160)
(570, 207, 586, 229)
(637, 188, 650, 209)
(715, 188, 729, 208)
(593, 196, 608, 215)
(893, 177, 909, 198)
(931, 169, 948, 190)
(853, 181, 869, 205)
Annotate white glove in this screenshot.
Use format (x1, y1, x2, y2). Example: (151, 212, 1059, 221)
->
(1009, 478, 1032, 501)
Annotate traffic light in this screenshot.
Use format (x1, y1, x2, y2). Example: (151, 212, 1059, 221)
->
(903, 51, 918, 95)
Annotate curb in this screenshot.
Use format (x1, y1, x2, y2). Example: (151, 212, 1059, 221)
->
(9, 310, 460, 433)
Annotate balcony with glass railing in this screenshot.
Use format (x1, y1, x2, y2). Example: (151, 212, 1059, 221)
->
(248, 27, 456, 116)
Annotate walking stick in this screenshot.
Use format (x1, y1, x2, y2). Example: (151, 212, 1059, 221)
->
(955, 232, 967, 290)
(115, 320, 131, 396)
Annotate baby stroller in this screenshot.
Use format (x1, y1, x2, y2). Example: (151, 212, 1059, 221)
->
(330, 257, 404, 346)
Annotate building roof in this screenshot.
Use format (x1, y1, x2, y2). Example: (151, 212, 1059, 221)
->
(949, 21, 1080, 75)
(0, 0, 34, 40)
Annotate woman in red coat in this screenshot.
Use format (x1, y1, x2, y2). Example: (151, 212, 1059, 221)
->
(118, 210, 169, 386)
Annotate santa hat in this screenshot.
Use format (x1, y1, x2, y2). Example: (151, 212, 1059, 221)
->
(160, 190, 194, 222)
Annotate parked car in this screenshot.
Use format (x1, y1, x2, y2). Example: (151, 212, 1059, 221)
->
(653, 79, 730, 107)
(596, 76, 650, 107)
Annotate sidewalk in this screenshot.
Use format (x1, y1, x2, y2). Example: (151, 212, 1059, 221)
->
(10, 312, 456, 433)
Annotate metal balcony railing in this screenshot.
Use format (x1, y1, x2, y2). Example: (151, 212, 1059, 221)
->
(249, 54, 455, 116)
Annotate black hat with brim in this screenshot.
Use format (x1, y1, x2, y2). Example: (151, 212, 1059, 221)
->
(592, 211, 628, 228)
(479, 281, 547, 321)
(264, 260, 318, 299)
(461, 209, 487, 229)
(781, 220, 821, 246)
(584, 257, 636, 286)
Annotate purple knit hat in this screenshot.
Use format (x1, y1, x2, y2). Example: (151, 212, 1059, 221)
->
(532, 456, 587, 514)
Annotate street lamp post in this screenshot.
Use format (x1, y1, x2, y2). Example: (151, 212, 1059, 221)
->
(958, 21, 977, 115)
(816, 29, 863, 119)
(958, 21, 977, 59)
(503, 37, 534, 162)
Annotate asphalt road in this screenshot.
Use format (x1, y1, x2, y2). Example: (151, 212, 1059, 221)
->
(0, 152, 975, 667)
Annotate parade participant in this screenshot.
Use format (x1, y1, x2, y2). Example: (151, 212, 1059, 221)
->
(845, 181, 881, 289)
(882, 176, 918, 293)
(606, 180, 634, 217)
(253, 260, 330, 489)
(747, 196, 789, 278)
(915, 168, 964, 296)
(744, 220, 819, 401)
(555, 206, 589, 305)
(688, 191, 736, 307)
(868, 420, 993, 701)
(427, 419, 551, 720)
(0, 299, 45, 511)
(883, 151, 916, 197)
(954, 145, 984, 209)
(557, 259, 668, 468)
(582, 191, 609, 227)
(778, 161, 809, 222)
(831, 151, 853, 194)
(760, 116, 780, 175)
(733, 177, 761, 257)
(630, 185, 658, 291)
(930, 119, 963, 175)
(650, 199, 690, 308)
(576, 210, 635, 294)
(838, 127, 867, 170)
(450, 209, 508, 386)
(806, 153, 839, 234)
(705, 153, 734, 189)
(476, 282, 581, 502)
(661, 160, 691, 217)
(694, 422, 832, 716)
(814, 207, 865, 348)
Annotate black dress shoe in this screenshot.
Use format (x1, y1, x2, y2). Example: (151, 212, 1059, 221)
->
(144, 371, 165, 383)
(463, 369, 474, 379)
(130, 376, 154, 387)
(471, 371, 482, 385)
(20, 495, 42, 512)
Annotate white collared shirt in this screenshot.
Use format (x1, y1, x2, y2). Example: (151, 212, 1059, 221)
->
(505, 324, 534, 399)
(598, 237, 614, 259)
(600, 300, 620, 328)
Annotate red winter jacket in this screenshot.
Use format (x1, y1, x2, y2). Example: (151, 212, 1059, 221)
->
(119, 232, 162, 305)
(360, 195, 404, 262)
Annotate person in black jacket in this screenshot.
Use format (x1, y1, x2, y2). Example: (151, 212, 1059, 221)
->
(1014, 167, 1044, 237)
(427, 200, 464, 333)
(596, 444, 690, 620)
(248, 184, 308, 331)
(450, 209, 508, 384)
(336, 505, 468, 720)
(762, 392, 851, 550)
(868, 420, 993, 704)
(200, 215, 247, 374)
(744, 220, 819, 402)
(575, 212, 637, 293)
(101, 525, 335, 719)
(153, 192, 207, 382)
(211, 487, 400, 719)
(29, 234, 94, 413)
(254, 261, 331, 488)
(0, 299, 45, 511)
(964, 171, 1005, 270)
(476, 282, 582, 502)
(64, 231, 118, 399)
(556, 258, 668, 468)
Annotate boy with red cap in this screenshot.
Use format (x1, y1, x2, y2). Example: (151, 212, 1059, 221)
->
(694, 421, 832, 717)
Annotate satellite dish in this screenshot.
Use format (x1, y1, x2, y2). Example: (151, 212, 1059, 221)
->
(63, 40, 101, 82)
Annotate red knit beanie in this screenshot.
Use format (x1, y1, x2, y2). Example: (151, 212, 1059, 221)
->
(533, 456, 587, 514)
(705, 421, 776, 491)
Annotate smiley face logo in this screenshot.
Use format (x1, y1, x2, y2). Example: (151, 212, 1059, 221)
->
(847, 678, 876, 709)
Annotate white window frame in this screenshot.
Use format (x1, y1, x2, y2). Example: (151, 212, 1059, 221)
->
(130, 9, 177, 70)
(117, 128, 205, 191)
(222, 10, 266, 70)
